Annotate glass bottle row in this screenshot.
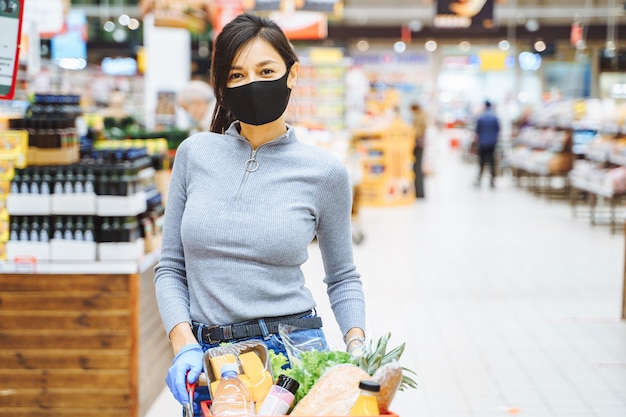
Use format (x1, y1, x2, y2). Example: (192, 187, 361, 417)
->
(8, 215, 146, 244)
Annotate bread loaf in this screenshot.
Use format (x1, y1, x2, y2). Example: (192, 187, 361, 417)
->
(290, 364, 371, 416)
(371, 360, 403, 414)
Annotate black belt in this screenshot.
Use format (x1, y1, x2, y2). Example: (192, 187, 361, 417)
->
(192, 312, 323, 344)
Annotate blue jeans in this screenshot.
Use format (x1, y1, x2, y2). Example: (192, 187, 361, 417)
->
(188, 314, 327, 416)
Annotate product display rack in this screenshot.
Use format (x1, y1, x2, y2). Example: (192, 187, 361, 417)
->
(289, 57, 348, 132)
(509, 124, 574, 199)
(568, 127, 626, 234)
(0, 123, 171, 415)
(352, 119, 415, 207)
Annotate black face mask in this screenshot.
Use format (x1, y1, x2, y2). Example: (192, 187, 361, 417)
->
(223, 70, 292, 126)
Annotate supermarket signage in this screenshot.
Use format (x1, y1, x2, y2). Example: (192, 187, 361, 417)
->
(441, 55, 476, 69)
(0, 0, 24, 100)
(352, 53, 429, 66)
(102, 57, 138, 76)
(248, 0, 343, 15)
(434, 0, 495, 30)
(269, 11, 328, 40)
(23, 0, 66, 38)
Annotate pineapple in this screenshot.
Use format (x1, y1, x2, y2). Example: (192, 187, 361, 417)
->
(354, 332, 418, 391)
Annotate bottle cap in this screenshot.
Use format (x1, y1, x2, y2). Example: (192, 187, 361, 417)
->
(276, 374, 300, 395)
(220, 362, 239, 376)
(358, 380, 381, 392)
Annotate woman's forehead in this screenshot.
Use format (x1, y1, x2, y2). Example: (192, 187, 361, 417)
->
(231, 38, 284, 68)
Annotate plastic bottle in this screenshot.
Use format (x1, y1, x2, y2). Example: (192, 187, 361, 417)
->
(257, 374, 300, 416)
(348, 380, 380, 416)
(211, 363, 256, 416)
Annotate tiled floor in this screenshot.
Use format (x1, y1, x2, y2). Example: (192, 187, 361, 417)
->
(146, 133, 626, 417)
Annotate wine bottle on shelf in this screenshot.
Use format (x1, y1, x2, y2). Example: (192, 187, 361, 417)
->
(10, 169, 21, 194)
(53, 169, 65, 194)
(40, 168, 52, 195)
(19, 217, 30, 241)
(84, 216, 95, 242)
(74, 167, 85, 193)
(64, 216, 75, 240)
(74, 216, 85, 241)
(30, 168, 41, 194)
(84, 167, 96, 193)
(20, 168, 31, 194)
(53, 216, 64, 240)
(64, 168, 75, 194)
(9, 217, 19, 241)
(40, 216, 50, 242)
(29, 217, 41, 242)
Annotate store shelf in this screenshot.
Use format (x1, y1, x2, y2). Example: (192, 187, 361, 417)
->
(352, 120, 415, 206)
(0, 247, 160, 274)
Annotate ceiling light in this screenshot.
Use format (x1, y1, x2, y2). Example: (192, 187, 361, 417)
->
(103, 21, 116, 32)
(128, 18, 140, 30)
(394, 41, 407, 53)
(356, 40, 369, 52)
(118, 14, 130, 26)
(498, 40, 510, 51)
(534, 40, 546, 53)
(408, 19, 423, 32)
(525, 19, 539, 32)
(425, 40, 437, 52)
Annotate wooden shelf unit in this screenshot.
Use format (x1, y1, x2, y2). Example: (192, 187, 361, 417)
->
(0, 258, 171, 417)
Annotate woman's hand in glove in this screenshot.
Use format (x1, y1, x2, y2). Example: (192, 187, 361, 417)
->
(166, 343, 204, 404)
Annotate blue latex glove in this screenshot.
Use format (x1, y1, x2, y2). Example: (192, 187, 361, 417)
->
(166, 343, 204, 405)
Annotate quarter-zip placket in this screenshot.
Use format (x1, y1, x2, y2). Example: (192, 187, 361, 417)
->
(231, 129, 290, 202)
(234, 147, 259, 201)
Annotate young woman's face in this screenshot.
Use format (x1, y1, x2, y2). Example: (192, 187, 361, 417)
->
(227, 38, 295, 88)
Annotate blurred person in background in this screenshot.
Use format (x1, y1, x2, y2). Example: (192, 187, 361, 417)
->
(176, 80, 216, 134)
(474, 100, 500, 188)
(410, 103, 427, 198)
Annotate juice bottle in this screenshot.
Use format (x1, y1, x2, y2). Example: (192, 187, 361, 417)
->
(349, 380, 380, 416)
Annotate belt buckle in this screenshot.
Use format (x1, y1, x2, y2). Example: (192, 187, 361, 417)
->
(203, 325, 220, 344)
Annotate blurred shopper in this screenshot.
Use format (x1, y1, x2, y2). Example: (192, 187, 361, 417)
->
(176, 80, 216, 133)
(154, 13, 366, 416)
(474, 100, 500, 188)
(410, 103, 427, 198)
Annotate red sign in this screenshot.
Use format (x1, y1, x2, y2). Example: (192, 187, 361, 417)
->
(570, 22, 583, 46)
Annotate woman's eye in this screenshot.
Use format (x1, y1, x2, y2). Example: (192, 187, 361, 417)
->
(261, 68, 275, 76)
(229, 73, 243, 80)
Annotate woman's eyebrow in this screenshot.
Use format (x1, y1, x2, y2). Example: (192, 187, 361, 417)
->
(230, 60, 280, 70)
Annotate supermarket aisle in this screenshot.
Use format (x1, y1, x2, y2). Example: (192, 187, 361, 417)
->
(146, 135, 626, 417)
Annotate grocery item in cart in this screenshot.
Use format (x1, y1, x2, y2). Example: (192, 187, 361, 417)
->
(211, 363, 256, 416)
(349, 380, 380, 416)
(257, 374, 300, 415)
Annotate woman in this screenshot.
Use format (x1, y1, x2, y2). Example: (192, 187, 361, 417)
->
(154, 13, 366, 413)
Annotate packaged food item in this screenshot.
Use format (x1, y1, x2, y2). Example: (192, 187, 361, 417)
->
(257, 374, 299, 416)
(211, 363, 256, 416)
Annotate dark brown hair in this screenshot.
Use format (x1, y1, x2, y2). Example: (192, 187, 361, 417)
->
(209, 13, 298, 133)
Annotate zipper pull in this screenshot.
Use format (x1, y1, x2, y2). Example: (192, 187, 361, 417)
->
(245, 150, 259, 172)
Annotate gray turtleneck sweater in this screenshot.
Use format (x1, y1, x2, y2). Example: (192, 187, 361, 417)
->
(154, 123, 365, 338)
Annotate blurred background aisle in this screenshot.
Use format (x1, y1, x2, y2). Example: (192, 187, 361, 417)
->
(148, 135, 626, 417)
